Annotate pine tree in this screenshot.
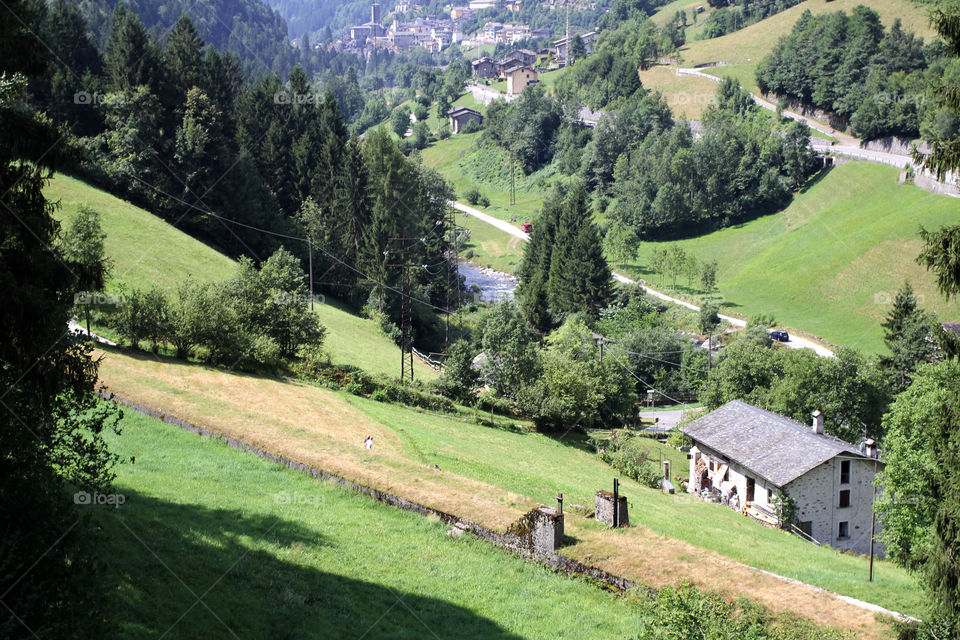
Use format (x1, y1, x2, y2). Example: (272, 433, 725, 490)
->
(881, 282, 938, 393)
(547, 181, 612, 321)
(517, 186, 562, 332)
(105, 5, 160, 93)
(165, 15, 205, 102)
(1, 4, 120, 632)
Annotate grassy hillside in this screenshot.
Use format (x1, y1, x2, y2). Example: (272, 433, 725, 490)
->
(97, 346, 925, 628)
(623, 162, 960, 353)
(420, 132, 552, 222)
(47, 174, 437, 379)
(98, 409, 659, 638)
(640, 0, 937, 117)
(48, 173, 236, 292)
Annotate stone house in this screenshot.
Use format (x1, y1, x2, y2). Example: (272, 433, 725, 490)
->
(552, 30, 596, 61)
(472, 56, 498, 79)
(500, 48, 537, 69)
(448, 106, 483, 133)
(682, 400, 883, 555)
(505, 66, 538, 95)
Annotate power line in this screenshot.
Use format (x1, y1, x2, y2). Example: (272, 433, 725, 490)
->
(124, 172, 456, 316)
(609, 355, 692, 408)
(617, 348, 710, 375)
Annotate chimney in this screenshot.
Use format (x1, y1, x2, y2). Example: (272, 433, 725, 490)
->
(864, 438, 877, 458)
(811, 409, 824, 435)
(663, 460, 670, 479)
(371, 3, 381, 24)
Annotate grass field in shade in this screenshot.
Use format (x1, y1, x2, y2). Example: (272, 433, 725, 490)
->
(623, 162, 960, 354)
(96, 409, 658, 639)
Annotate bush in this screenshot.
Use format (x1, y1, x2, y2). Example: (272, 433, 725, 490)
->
(371, 388, 390, 403)
(461, 119, 481, 134)
(750, 312, 777, 328)
(599, 430, 664, 488)
(413, 104, 429, 122)
(345, 382, 364, 396)
(463, 187, 484, 206)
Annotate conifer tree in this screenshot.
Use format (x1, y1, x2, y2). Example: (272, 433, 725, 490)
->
(546, 181, 612, 321)
(165, 14, 205, 102)
(105, 5, 160, 93)
(517, 186, 562, 332)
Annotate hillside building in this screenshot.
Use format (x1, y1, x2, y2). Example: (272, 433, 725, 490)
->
(682, 400, 883, 555)
(472, 56, 498, 79)
(350, 4, 387, 42)
(505, 66, 538, 95)
(552, 30, 596, 62)
(448, 106, 483, 133)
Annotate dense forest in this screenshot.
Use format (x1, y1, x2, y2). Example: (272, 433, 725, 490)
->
(23, 1, 461, 351)
(73, 0, 292, 75)
(482, 74, 817, 240)
(757, 7, 956, 140)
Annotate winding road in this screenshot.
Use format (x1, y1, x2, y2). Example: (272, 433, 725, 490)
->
(450, 200, 835, 357)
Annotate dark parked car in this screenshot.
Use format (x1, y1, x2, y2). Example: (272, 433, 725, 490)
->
(770, 330, 790, 342)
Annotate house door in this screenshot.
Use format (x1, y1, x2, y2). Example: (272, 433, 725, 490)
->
(746, 477, 755, 503)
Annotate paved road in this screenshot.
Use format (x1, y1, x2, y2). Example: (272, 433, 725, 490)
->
(68, 319, 117, 346)
(639, 408, 685, 432)
(466, 83, 515, 105)
(677, 67, 958, 190)
(451, 200, 835, 357)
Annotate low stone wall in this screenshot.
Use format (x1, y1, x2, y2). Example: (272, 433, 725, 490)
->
(101, 391, 641, 594)
(862, 137, 930, 155)
(903, 171, 960, 197)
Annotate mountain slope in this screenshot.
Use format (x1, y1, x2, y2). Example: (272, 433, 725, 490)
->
(626, 162, 960, 353)
(47, 173, 436, 379)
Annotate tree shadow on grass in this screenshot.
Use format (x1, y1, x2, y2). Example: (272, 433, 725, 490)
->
(797, 164, 834, 195)
(95, 490, 524, 640)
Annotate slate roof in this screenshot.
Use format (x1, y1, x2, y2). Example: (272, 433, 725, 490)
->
(681, 400, 867, 487)
(447, 106, 481, 117)
(943, 322, 960, 336)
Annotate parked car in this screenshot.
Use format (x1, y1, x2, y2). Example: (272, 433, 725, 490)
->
(521, 222, 533, 233)
(770, 330, 790, 342)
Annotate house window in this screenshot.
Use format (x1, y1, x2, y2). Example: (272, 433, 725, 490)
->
(839, 489, 851, 508)
(838, 521, 849, 539)
(840, 460, 850, 485)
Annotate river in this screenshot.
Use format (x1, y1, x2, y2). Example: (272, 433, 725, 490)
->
(459, 262, 518, 303)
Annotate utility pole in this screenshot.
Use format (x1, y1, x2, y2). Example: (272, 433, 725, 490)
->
(510, 154, 517, 206)
(308, 237, 314, 311)
(444, 207, 463, 350)
(565, 1, 571, 66)
(387, 237, 421, 383)
(869, 459, 877, 581)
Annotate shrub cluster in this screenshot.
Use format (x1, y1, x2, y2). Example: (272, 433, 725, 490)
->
(107, 249, 324, 371)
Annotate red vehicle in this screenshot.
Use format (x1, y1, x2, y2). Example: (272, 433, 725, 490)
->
(521, 222, 533, 233)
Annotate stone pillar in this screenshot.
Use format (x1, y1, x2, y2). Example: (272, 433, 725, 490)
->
(530, 506, 564, 554)
(595, 490, 629, 527)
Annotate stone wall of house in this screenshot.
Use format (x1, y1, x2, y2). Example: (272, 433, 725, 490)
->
(687, 444, 776, 509)
(785, 457, 881, 555)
